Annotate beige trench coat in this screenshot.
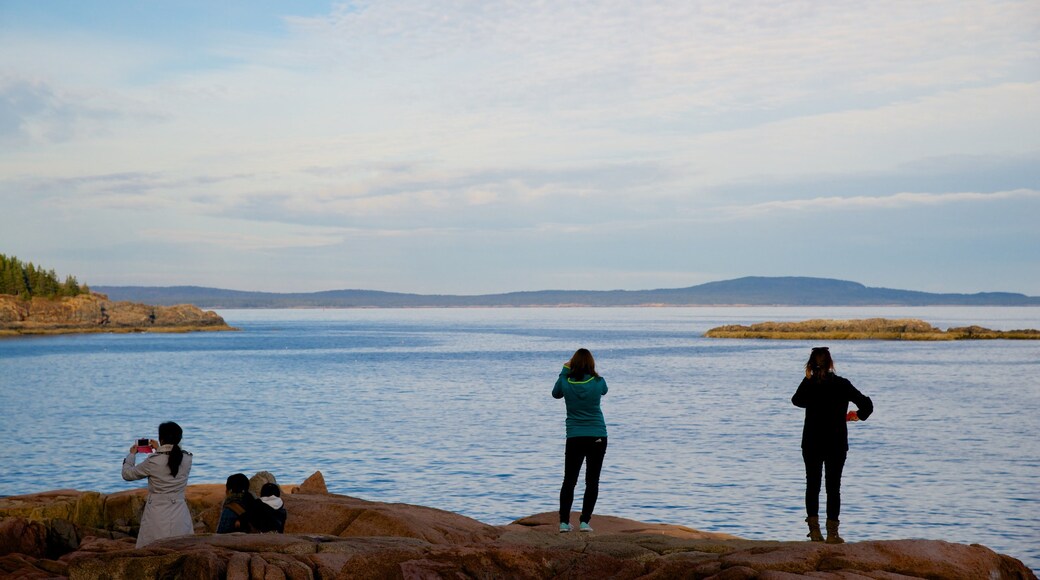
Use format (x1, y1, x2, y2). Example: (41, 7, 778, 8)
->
(122, 444, 193, 548)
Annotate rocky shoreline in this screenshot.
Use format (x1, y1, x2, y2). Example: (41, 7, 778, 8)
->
(0, 472, 1034, 579)
(0, 293, 235, 336)
(705, 318, 1040, 340)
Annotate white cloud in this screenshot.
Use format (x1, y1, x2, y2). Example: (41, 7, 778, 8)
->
(138, 227, 344, 251)
(717, 188, 1040, 219)
(4, 1, 1037, 193)
(278, 0, 1038, 117)
(676, 82, 1040, 188)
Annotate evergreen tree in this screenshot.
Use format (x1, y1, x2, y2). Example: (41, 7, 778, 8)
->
(0, 254, 87, 298)
(62, 275, 82, 297)
(8, 268, 27, 296)
(0, 255, 15, 294)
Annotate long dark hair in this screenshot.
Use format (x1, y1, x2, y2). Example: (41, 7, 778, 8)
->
(805, 347, 834, 381)
(158, 421, 184, 478)
(567, 348, 600, 380)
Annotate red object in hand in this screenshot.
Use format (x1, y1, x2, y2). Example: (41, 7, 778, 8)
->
(846, 411, 859, 422)
(136, 438, 154, 453)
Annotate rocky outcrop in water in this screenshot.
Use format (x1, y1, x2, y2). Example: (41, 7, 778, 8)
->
(0, 473, 1034, 579)
(0, 293, 234, 336)
(705, 318, 1040, 340)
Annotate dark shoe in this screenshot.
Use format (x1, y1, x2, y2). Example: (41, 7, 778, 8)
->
(825, 519, 844, 544)
(806, 516, 824, 542)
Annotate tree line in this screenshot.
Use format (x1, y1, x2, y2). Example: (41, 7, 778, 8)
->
(0, 254, 90, 299)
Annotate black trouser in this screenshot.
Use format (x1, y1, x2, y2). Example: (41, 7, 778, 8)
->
(559, 436, 608, 524)
(802, 448, 847, 520)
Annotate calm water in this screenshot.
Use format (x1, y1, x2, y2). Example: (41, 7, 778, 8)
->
(1, 307, 1038, 570)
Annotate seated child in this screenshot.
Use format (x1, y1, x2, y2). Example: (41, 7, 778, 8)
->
(253, 483, 287, 533)
(216, 473, 257, 533)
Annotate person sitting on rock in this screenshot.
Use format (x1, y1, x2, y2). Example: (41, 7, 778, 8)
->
(216, 473, 257, 533)
(252, 483, 287, 533)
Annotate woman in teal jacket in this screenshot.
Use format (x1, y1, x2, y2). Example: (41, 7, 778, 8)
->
(552, 348, 608, 533)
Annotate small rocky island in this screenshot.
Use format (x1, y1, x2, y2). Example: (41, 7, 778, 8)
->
(0, 254, 234, 336)
(705, 318, 1040, 340)
(0, 293, 234, 336)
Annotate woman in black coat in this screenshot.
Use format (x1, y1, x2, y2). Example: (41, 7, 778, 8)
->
(792, 347, 873, 544)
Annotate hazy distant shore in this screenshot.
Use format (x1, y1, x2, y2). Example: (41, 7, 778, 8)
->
(94, 276, 1040, 309)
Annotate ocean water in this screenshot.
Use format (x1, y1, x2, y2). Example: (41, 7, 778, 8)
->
(1, 306, 1038, 570)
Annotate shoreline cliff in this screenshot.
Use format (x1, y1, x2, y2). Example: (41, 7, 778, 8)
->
(0, 293, 235, 336)
(0, 472, 1034, 579)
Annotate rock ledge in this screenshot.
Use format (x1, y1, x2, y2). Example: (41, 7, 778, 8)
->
(0, 475, 1034, 579)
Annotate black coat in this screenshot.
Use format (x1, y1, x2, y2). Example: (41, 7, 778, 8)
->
(252, 501, 287, 533)
(792, 373, 873, 454)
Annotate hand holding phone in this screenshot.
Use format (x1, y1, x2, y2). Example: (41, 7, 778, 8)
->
(136, 438, 154, 453)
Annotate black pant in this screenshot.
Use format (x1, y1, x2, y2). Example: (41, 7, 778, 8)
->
(802, 448, 847, 520)
(559, 436, 608, 524)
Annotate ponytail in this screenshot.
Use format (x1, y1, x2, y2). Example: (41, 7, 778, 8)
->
(167, 444, 184, 478)
(157, 421, 184, 478)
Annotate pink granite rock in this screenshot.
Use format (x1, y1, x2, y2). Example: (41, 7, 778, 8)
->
(1, 480, 1036, 579)
(283, 492, 500, 544)
(509, 511, 741, 540)
(0, 518, 48, 558)
(295, 471, 328, 495)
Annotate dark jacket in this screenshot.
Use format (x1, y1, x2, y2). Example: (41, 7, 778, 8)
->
(252, 499, 287, 533)
(216, 492, 258, 533)
(792, 373, 873, 454)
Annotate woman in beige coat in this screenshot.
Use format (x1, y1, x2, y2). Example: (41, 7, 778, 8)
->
(122, 421, 193, 547)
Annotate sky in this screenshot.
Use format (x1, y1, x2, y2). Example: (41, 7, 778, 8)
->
(1, 1, 1038, 295)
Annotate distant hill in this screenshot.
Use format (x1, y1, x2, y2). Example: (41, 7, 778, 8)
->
(93, 277, 1040, 308)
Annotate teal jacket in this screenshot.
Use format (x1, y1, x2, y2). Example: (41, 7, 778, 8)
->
(552, 365, 608, 438)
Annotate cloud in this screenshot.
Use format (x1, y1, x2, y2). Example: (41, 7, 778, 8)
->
(138, 227, 345, 251)
(197, 162, 669, 228)
(3, 170, 259, 214)
(674, 82, 1040, 189)
(716, 188, 1040, 220)
(6, 2, 1037, 194)
(0, 78, 125, 144)
(279, 0, 1039, 119)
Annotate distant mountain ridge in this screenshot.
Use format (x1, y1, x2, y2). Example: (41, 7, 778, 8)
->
(93, 277, 1040, 308)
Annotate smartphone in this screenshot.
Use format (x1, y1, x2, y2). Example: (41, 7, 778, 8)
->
(136, 438, 153, 453)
